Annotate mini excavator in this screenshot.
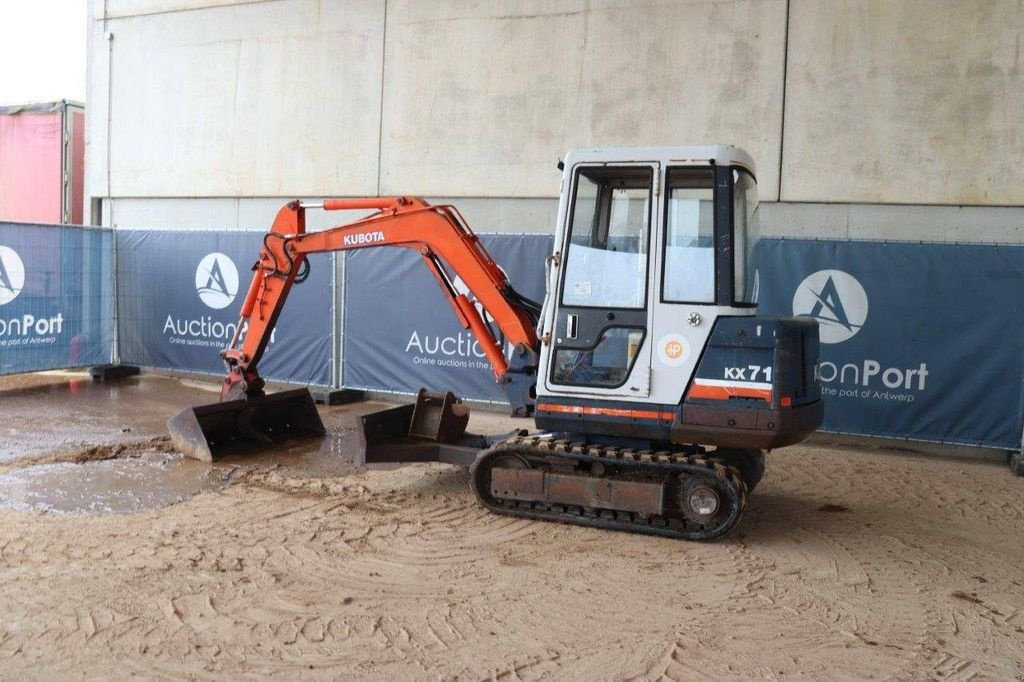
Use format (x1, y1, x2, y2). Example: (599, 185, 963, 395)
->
(168, 145, 823, 540)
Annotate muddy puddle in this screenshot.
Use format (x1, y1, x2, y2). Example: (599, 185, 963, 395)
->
(0, 451, 233, 515)
(215, 429, 363, 472)
(0, 429, 382, 515)
(0, 372, 465, 515)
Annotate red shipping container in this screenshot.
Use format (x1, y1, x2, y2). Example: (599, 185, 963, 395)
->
(0, 100, 85, 225)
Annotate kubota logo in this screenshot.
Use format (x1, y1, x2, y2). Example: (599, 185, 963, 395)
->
(792, 269, 868, 344)
(195, 253, 239, 310)
(0, 246, 25, 306)
(343, 231, 386, 246)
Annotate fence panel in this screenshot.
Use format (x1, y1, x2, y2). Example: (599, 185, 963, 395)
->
(757, 238, 1024, 449)
(342, 234, 552, 402)
(6, 222, 1022, 453)
(115, 230, 332, 386)
(0, 222, 114, 375)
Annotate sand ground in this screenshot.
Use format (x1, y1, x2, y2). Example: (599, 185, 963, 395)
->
(0, 372, 1021, 680)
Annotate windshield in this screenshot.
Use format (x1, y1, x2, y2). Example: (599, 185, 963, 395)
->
(561, 166, 652, 309)
(733, 169, 759, 305)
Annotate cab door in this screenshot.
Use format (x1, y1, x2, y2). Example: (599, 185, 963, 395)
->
(542, 163, 658, 400)
(645, 166, 718, 405)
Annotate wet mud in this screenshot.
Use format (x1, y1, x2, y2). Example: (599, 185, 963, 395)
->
(0, 372, 406, 514)
(0, 451, 231, 514)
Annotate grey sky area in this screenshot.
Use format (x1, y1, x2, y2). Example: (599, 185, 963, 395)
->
(0, 0, 86, 105)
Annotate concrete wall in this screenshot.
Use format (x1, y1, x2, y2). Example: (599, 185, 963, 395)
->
(89, 0, 384, 199)
(784, 0, 1024, 206)
(87, 0, 1024, 240)
(379, 0, 786, 199)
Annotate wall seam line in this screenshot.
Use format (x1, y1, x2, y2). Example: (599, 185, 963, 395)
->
(376, 0, 388, 196)
(777, 0, 791, 203)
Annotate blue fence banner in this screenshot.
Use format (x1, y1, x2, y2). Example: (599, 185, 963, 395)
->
(115, 230, 332, 386)
(5, 222, 1024, 454)
(343, 234, 553, 402)
(0, 223, 114, 375)
(757, 238, 1024, 449)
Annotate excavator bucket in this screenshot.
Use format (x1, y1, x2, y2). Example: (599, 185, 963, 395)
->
(167, 388, 326, 461)
(359, 389, 479, 466)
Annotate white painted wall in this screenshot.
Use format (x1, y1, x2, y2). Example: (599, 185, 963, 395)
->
(86, 0, 1024, 238)
(90, 0, 384, 199)
(784, 0, 1024, 205)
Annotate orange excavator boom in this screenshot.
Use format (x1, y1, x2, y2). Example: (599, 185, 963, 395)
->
(220, 196, 540, 404)
(169, 196, 543, 461)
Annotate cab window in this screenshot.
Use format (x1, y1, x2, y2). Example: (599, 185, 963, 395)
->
(561, 167, 651, 309)
(662, 168, 715, 303)
(733, 169, 760, 305)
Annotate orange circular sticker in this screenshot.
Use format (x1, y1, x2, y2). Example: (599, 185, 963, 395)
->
(657, 334, 690, 367)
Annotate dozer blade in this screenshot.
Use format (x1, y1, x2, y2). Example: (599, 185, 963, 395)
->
(167, 388, 326, 461)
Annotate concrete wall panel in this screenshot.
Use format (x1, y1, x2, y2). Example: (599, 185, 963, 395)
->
(783, 0, 1024, 205)
(105, 0, 384, 197)
(380, 0, 787, 199)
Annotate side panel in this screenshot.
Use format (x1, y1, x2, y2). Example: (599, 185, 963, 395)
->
(0, 112, 63, 224)
(536, 316, 823, 450)
(534, 395, 675, 442)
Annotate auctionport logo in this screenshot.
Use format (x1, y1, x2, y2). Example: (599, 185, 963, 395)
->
(195, 252, 239, 310)
(792, 269, 868, 344)
(0, 245, 26, 306)
(164, 251, 274, 348)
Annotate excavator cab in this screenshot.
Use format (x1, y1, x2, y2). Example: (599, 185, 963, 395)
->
(533, 146, 821, 449)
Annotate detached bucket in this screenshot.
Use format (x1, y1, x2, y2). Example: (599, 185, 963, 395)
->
(167, 388, 326, 461)
(359, 389, 472, 465)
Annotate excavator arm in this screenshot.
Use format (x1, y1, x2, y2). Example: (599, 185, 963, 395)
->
(220, 196, 541, 410)
(168, 196, 543, 462)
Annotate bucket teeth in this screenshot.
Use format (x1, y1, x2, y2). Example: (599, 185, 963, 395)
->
(167, 388, 325, 461)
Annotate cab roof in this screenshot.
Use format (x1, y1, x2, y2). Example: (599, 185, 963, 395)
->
(563, 145, 756, 178)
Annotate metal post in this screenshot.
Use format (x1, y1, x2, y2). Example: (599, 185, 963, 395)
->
(334, 251, 345, 388)
(110, 232, 120, 365)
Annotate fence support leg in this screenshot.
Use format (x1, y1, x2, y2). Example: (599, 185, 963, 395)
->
(89, 364, 141, 381)
(311, 388, 363, 406)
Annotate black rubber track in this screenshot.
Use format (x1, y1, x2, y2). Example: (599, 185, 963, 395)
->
(470, 437, 748, 541)
(711, 449, 766, 493)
